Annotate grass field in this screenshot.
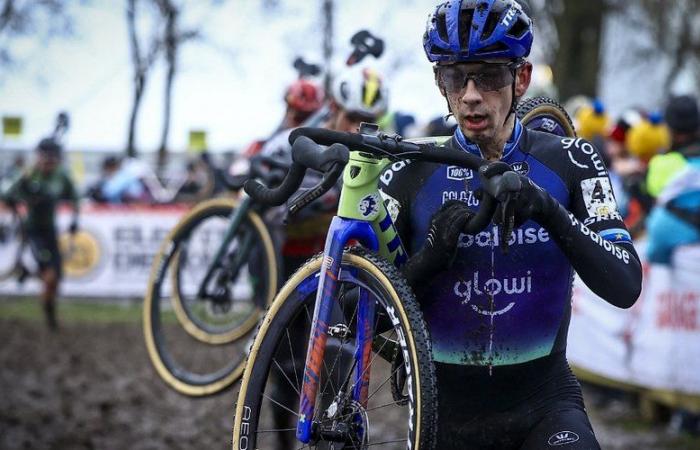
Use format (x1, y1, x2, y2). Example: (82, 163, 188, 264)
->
(0, 297, 175, 324)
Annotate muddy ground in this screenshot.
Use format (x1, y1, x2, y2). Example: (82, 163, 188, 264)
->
(1, 316, 698, 450)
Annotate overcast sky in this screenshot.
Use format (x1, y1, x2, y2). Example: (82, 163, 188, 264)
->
(2, 1, 683, 155)
(1, 0, 451, 153)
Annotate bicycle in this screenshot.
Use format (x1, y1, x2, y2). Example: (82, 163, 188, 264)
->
(231, 97, 577, 449)
(229, 125, 518, 449)
(143, 155, 287, 396)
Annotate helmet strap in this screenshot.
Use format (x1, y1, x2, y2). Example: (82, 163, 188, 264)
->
(444, 97, 454, 121)
(503, 70, 518, 128)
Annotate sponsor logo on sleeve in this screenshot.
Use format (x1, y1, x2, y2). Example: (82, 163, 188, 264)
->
(582, 211, 623, 227)
(562, 138, 606, 176)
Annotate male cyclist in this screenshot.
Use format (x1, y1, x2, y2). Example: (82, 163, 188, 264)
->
(2, 138, 79, 330)
(380, 1, 642, 448)
(261, 66, 389, 277)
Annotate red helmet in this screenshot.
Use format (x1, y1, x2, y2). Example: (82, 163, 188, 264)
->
(285, 79, 324, 113)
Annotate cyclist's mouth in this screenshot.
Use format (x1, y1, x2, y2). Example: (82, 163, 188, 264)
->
(463, 114, 489, 132)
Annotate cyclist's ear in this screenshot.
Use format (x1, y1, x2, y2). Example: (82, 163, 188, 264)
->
(515, 61, 533, 98)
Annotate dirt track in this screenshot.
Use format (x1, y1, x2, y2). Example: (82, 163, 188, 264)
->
(1, 317, 697, 449)
(0, 319, 235, 450)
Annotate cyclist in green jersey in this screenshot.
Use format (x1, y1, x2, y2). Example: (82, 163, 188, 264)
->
(2, 138, 80, 330)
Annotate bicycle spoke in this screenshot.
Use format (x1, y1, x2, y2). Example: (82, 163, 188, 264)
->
(285, 327, 302, 391)
(271, 357, 301, 397)
(261, 391, 300, 418)
(364, 399, 406, 413)
(366, 364, 402, 402)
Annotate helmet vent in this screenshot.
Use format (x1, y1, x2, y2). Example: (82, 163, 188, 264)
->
(436, 5, 450, 43)
(507, 17, 529, 38)
(458, 10, 474, 50)
(481, 11, 500, 41)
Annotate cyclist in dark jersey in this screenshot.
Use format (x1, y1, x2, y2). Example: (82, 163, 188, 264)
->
(379, 1, 643, 448)
(2, 138, 79, 330)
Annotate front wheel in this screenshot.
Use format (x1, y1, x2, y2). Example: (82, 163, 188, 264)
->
(143, 197, 278, 396)
(232, 247, 437, 449)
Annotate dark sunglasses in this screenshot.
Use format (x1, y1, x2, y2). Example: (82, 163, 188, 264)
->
(436, 61, 523, 93)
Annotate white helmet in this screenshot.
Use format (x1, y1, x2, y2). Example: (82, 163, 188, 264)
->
(332, 67, 389, 118)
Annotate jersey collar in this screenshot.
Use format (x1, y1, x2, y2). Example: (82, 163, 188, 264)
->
(454, 119, 523, 160)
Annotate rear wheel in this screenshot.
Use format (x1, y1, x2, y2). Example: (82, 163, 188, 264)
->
(143, 197, 278, 396)
(517, 96, 577, 138)
(232, 247, 437, 449)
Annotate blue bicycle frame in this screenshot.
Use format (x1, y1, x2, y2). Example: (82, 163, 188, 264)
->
(295, 150, 409, 443)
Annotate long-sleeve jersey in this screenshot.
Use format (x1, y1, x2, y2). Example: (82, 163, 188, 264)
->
(380, 121, 642, 366)
(3, 167, 79, 231)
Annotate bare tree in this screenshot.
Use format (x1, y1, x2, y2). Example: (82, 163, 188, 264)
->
(528, 0, 608, 101)
(125, 0, 161, 158)
(152, 0, 197, 168)
(623, 0, 700, 95)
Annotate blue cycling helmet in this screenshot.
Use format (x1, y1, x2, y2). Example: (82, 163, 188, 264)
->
(424, 0, 533, 63)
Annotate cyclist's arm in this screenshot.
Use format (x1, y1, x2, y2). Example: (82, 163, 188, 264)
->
(1, 173, 26, 208)
(540, 142, 642, 308)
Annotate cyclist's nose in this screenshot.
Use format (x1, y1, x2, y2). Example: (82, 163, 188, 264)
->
(460, 79, 483, 105)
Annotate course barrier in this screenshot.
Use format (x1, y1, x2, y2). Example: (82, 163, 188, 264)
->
(1, 204, 698, 405)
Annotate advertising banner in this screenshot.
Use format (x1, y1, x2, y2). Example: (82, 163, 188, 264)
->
(0, 205, 188, 298)
(569, 241, 700, 398)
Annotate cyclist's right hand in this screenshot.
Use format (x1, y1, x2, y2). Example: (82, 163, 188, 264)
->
(426, 200, 475, 262)
(402, 200, 475, 288)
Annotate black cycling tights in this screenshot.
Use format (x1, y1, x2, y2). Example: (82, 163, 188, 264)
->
(435, 355, 601, 449)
